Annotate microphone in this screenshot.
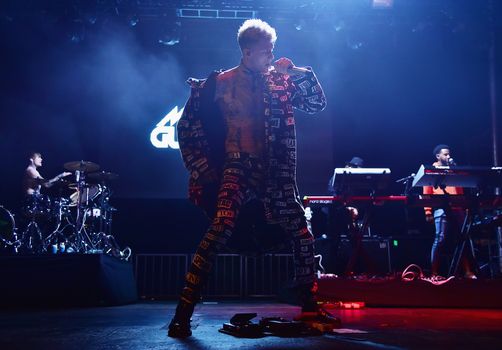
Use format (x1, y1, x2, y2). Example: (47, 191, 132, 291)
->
(271, 62, 310, 76)
(448, 158, 457, 166)
(286, 66, 310, 76)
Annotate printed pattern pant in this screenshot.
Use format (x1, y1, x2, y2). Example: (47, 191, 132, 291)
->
(179, 153, 315, 306)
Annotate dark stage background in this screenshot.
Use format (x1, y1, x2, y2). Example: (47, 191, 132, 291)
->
(0, 1, 500, 253)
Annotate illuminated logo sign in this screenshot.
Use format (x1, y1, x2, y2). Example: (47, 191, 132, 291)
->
(150, 106, 184, 149)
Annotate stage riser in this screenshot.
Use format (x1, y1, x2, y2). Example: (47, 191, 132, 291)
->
(317, 277, 502, 308)
(0, 254, 137, 307)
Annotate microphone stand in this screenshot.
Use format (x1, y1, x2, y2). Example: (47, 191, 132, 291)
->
(396, 174, 415, 195)
(396, 173, 415, 236)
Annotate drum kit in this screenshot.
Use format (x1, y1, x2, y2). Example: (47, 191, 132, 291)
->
(0, 160, 130, 260)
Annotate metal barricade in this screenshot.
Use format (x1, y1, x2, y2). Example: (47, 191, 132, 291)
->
(134, 254, 189, 298)
(134, 253, 294, 299)
(245, 254, 294, 297)
(205, 254, 243, 298)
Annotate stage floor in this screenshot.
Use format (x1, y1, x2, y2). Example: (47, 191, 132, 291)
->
(1, 301, 502, 349)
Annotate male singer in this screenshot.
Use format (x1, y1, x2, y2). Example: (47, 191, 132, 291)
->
(170, 19, 333, 337)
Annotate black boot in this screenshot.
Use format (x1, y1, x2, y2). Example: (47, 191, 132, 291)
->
(168, 301, 195, 338)
(295, 282, 342, 330)
(298, 281, 318, 312)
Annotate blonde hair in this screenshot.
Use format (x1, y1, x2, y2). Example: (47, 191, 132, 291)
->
(237, 19, 277, 50)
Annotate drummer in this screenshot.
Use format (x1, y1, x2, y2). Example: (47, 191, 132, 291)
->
(22, 152, 71, 196)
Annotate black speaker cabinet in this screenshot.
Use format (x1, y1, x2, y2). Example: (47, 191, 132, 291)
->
(317, 237, 391, 275)
(389, 235, 432, 273)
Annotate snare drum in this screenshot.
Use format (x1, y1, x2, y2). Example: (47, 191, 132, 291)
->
(0, 206, 16, 245)
(69, 185, 104, 207)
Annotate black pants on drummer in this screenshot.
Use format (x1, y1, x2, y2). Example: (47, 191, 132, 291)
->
(177, 152, 316, 310)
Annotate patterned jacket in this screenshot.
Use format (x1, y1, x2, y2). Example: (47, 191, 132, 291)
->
(177, 68, 326, 222)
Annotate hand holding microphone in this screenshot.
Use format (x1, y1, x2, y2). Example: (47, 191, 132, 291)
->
(273, 57, 310, 76)
(448, 158, 457, 166)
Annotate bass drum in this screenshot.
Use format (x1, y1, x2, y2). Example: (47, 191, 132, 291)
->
(0, 205, 16, 246)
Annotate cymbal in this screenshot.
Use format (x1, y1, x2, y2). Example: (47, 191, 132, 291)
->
(64, 160, 100, 173)
(88, 171, 118, 181)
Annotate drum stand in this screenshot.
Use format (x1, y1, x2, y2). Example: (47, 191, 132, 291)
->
(43, 199, 74, 252)
(20, 216, 46, 253)
(97, 186, 114, 236)
(67, 170, 97, 253)
(1, 234, 20, 253)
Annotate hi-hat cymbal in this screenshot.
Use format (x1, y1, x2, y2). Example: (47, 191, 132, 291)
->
(88, 171, 119, 181)
(64, 160, 100, 173)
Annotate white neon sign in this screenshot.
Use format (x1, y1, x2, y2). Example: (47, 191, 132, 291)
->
(150, 106, 184, 149)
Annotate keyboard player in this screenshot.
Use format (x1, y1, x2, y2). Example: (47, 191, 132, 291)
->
(423, 144, 477, 279)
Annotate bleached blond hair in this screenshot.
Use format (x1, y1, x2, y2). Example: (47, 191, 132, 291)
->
(237, 19, 277, 50)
